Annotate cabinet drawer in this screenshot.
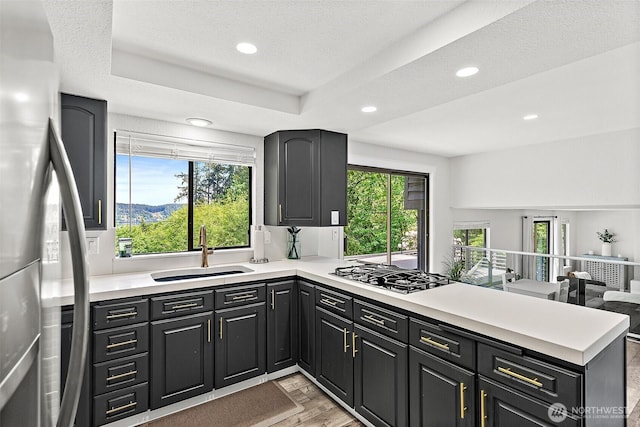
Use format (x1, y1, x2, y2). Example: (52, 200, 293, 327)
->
(409, 318, 475, 370)
(93, 323, 149, 363)
(354, 299, 408, 342)
(93, 298, 149, 330)
(215, 283, 265, 309)
(93, 382, 148, 426)
(315, 286, 353, 319)
(477, 342, 582, 408)
(151, 290, 213, 320)
(93, 353, 149, 396)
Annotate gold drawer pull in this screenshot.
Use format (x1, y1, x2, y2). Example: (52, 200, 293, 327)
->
(106, 370, 137, 382)
(460, 383, 467, 419)
(219, 317, 223, 340)
(363, 314, 385, 326)
(172, 302, 198, 310)
(231, 293, 255, 300)
(105, 401, 136, 415)
(106, 339, 137, 350)
(321, 298, 338, 306)
(271, 289, 275, 310)
(497, 366, 543, 387)
(343, 328, 349, 353)
(98, 199, 102, 225)
(106, 311, 137, 320)
(208, 319, 211, 343)
(420, 336, 450, 351)
(480, 390, 487, 427)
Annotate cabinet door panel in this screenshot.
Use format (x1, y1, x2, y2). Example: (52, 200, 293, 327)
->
(409, 347, 475, 427)
(267, 281, 298, 372)
(215, 303, 266, 388)
(280, 131, 320, 224)
(354, 325, 407, 427)
(315, 306, 353, 406)
(298, 280, 315, 375)
(479, 377, 581, 427)
(60, 93, 106, 229)
(150, 312, 213, 409)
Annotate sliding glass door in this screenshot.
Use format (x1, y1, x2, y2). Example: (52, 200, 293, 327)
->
(345, 166, 428, 270)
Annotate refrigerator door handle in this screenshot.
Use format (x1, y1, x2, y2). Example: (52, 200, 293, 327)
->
(48, 118, 90, 427)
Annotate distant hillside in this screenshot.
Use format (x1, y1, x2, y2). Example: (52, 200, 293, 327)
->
(116, 203, 185, 226)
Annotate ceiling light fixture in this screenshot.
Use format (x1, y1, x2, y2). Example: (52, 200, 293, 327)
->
(14, 92, 29, 102)
(455, 66, 479, 78)
(361, 106, 377, 113)
(236, 42, 257, 55)
(186, 118, 212, 127)
(523, 114, 539, 121)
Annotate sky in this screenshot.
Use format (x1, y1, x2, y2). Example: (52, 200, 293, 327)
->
(115, 155, 187, 206)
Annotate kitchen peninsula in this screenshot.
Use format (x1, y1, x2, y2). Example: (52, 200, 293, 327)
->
(51, 257, 629, 427)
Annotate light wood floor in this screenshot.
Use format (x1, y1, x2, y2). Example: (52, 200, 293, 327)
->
(274, 338, 640, 427)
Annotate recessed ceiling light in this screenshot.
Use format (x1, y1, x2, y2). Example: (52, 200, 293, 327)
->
(361, 106, 377, 113)
(186, 118, 212, 127)
(455, 66, 479, 78)
(236, 42, 257, 55)
(523, 114, 539, 121)
(14, 92, 29, 102)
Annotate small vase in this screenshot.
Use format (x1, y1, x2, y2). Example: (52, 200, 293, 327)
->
(601, 242, 612, 257)
(287, 234, 301, 259)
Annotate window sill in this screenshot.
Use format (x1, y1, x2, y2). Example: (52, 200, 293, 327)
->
(113, 247, 253, 262)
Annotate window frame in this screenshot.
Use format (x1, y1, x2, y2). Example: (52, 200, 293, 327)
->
(113, 133, 253, 255)
(345, 164, 429, 270)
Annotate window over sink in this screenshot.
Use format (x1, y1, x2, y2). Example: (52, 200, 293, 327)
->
(114, 131, 254, 255)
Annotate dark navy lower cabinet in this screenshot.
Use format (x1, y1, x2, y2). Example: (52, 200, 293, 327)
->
(267, 280, 298, 372)
(150, 311, 213, 409)
(354, 324, 407, 427)
(297, 280, 316, 375)
(409, 346, 475, 427)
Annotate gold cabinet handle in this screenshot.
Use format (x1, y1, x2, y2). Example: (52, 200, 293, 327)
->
(271, 289, 275, 310)
(352, 332, 358, 358)
(497, 366, 543, 387)
(207, 319, 211, 343)
(320, 298, 338, 306)
(279, 204, 282, 223)
(363, 314, 385, 326)
(343, 328, 349, 353)
(480, 390, 487, 427)
(106, 370, 137, 382)
(105, 401, 136, 415)
(232, 293, 255, 300)
(106, 339, 137, 350)
(106, 311, 137, 320)
(460, 383, 467, 419)
(420, 336, 450, 351)
(219, 317, 223, 340)
(171, 302, 198, 310)
(98, 199, 102, 225)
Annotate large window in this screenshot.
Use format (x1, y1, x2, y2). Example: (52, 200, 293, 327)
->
(453, 223, 489, 269)
(344, 166, 427, 270)
(115, 131, 253, 255)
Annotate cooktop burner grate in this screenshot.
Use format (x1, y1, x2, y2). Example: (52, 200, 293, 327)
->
(332, 264, 450, 294)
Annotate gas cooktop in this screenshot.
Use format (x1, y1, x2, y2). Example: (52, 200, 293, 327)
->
(332, 264, 450, 294)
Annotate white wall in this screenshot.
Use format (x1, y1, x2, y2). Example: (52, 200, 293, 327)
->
(348, 140, 452, 273)
(450, 128, 640, 210)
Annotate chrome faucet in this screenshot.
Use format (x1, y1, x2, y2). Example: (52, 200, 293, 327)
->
(199, 224, 209, 268)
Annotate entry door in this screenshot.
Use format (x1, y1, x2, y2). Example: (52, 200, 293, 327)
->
(533, 220, 551, 282)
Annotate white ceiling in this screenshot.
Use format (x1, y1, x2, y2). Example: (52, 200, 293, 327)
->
(43, 0, 640, 157)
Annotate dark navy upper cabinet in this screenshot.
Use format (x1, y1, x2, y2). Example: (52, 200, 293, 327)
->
(60, 93, 107, 229)
(264, 129, 347, 226)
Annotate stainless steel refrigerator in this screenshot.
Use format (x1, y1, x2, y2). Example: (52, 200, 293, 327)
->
(1, 2, 90, 426)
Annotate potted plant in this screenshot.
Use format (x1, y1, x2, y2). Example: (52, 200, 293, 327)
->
(596, 229, 616, 257)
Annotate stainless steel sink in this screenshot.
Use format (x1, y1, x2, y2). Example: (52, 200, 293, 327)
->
(151, 265, 253, 282)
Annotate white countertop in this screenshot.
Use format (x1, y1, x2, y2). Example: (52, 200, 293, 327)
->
(46, 256, 630, 366)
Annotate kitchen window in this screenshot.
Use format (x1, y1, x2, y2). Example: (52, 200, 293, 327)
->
(114, 131, 254, 255)
(344, 165, 428, 270)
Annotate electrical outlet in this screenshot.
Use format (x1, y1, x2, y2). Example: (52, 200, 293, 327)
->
(86, 237, 99, 254)
(332, 229, 339, 241)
